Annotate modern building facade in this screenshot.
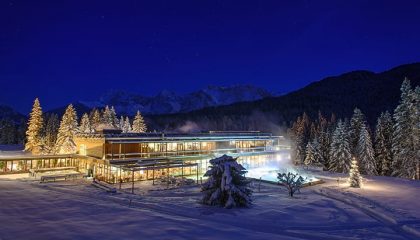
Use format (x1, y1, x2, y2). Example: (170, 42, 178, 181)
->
(1, 131, 285, 184)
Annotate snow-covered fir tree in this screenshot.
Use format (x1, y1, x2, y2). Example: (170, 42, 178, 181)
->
(374, 111, 393, 176)
(329, 120, 352, 173)
(304, 142, 315, 167)
(317, 112, 331, 170)
(413, 86, 420, 180)
(42, 113, 59, 154)
(350, 108, 367, 156)
(348, 158, 362, 188)
(119, 116, 125, 130)
(201, 155, 252, 208)
(102, 105, 118, 128)
(391, 79, 419, 179)
(357, 124, 377, 175)
(122, 117, 132, 133)
(90, 109, 101, 131)
(132, 110, 147, 133)
(277, 171, 306, 197)
(25, 98, 44, 153)
(55, 104, 78, 154)
(79, 113, 93, 133)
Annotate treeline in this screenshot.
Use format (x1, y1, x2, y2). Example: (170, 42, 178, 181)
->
(0, 118, 26, 145)
(24, 100, 147, 155)
(290, 79, 419, 180)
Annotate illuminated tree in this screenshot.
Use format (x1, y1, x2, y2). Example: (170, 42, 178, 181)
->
(42, 113, 59, 154)
(25, 98, 44, 153)
(90, 109, 101, 131)
(122, 117, 132, 133)
(348, 158, 362, 188)
(79, 113, 93, 133)
(132, 110, 147, 133)
(55, 104, 78, 154)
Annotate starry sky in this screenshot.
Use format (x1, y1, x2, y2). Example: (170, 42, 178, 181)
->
(1, 0, 420, 113)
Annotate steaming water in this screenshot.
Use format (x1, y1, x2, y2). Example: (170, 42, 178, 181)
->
(237, 150, 318, 183)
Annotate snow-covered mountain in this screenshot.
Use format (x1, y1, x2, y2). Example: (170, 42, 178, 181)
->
(79, 85, 272, 115)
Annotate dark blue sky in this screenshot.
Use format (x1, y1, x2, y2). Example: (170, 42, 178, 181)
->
(1, 0, 420, 113)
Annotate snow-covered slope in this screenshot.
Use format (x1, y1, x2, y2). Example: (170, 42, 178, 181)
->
(79, 85, 272, 115)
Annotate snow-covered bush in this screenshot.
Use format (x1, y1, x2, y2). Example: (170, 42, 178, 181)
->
(277, 172, 306, 197)
(201, 155, 252, 208)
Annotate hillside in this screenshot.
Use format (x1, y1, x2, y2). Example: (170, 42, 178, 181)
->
(147, 63, 420, 132)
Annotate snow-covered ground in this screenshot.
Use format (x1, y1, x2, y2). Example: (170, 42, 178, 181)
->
(0, 171, 419, 240)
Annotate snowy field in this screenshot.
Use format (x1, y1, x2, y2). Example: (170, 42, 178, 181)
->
(0, 171, 419, 240)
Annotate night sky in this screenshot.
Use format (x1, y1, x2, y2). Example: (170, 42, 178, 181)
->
(1, 0, 420, 113)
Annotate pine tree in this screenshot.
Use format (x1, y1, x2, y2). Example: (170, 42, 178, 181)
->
(102, 106, 113, 127)
(90, 109, 101, 131)
(79, 113, 93, 133)
(201, 155, 252, 208)
(374, 111, 393, 176)
(122, 117, 132, 133)
(110, 106, 119, 127)
(132, 110, 147, 133)
(304, 142, 318, 167)
(317, 112, 330, 170)
(25, 98, 44, 153)
(413, 86, 420, 180)
(119, 116, 125, 130)
(350, 108, 367, 156)
(348, 158, 362, 188)
(55, 104, 78, 154)
(42, 113, 59, 154)
(357, 124, 377, 175)
(392, 79, 418, 179)
(329, 120, 352, 173)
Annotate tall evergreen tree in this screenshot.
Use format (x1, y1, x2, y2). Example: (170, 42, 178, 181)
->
(25, 98, 44, 153)
(90, 109, 101, 131)
(329, 120, 352, 173)
(350, 108, 366, 156)
(43, 113, 60, 154)
(119, 116, 125, 130)
(348, 158, 362, 188)
(79, 113, 93, 133)
(357, 124, 377, 175)
(132, 110, 147, 133)
(55, 104, 78, 154)
(122, 117, 132, 133)
(391, 79, 418, 179)
(374, 111, 393, 176)
(317, 112, 330, 170)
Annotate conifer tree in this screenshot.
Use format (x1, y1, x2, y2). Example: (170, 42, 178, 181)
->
(123, 117, 132, 133)
(201, 155, 252, 208)
(55, 104, 78, 154)
(348, 158, 362, 188)
(350, 108, 366, 156)
(90, 109, 101, 131)
(102, 105, 114, 127)
(329, 120, 352, 173)
(79, 113, 93, 133)
(132, 110, 147, 133)
(25, 98, 44, 153)
(119, 116, 125, 130)
(357, 124, 377, 175)
(391, 79, 418, 179)
(43, 113, 59, 154)
(374, 111, 393, 176)
(304, 142, 315, 167)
